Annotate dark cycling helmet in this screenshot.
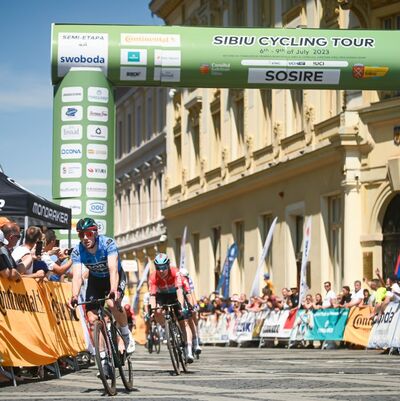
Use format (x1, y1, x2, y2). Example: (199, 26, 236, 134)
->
(76, 217, 98, 232)
(154, 253, 170, 270)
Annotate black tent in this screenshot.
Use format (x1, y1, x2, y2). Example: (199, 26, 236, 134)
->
(0, 171, 71, 229)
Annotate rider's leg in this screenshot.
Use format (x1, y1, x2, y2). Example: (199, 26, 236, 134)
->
(179, 318, 193, 362)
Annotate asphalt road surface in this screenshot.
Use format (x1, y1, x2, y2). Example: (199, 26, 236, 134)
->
(1, 344, 399, 401)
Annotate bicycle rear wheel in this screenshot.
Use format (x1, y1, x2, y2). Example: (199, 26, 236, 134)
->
(112, 325, 134, 391)
(165, 320, 180, 375)
(94, 320, 116, 396)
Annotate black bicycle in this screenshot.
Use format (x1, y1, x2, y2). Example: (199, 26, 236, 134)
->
(147, 319, 161, 354)
(152, 303, 187, 375)
(77, 297, 134, 396)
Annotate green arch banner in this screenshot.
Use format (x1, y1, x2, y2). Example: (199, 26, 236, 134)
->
(51, 24, 400, 90)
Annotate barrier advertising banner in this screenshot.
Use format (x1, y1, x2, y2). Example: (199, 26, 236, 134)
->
(368, 302, 400, 349)
(51, 24, 400, 90)
(0, 278, 86, 367)
(305, 308, 349, 341)
(343, 306, 374, 347)
(52, 67, 115, 243)
(260, 309, 291, 338)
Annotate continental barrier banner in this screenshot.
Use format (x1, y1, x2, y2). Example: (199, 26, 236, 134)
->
(51, 25, 400, 90)
(0, 278, 86, 367)
(343, 306, 373, 347)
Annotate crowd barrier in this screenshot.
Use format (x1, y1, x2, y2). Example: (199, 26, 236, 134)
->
(0, 277, 86, 368)
(198, 304, 400, 349)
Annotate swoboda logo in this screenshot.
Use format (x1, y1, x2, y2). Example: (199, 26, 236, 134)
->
(86, 163, 107, 179)
(60, 55, 105, 64)
(60, 162, 82, 178)
(61, 144, 82, 159)
(86, 200, 107, 216)
(61, 124, 82, 140)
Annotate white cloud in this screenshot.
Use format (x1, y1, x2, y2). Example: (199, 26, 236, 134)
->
(0, 65, 52, 112)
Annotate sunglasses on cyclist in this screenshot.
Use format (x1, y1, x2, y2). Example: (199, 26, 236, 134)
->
(156, 264, 169, 271)
(78, 230, 97, 239)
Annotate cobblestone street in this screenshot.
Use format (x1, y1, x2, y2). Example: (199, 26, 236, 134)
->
(1, 345, 399, 401)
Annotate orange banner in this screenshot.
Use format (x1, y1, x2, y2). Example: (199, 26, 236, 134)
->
(0, 278, 86, 367)
(343, 306, 374, 347)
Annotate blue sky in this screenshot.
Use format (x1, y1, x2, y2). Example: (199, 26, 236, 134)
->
(0, 0, 162, 199)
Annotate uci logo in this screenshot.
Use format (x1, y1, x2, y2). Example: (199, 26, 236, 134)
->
(0, 199, 5, 209)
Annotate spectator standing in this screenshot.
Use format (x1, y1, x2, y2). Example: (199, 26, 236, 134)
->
(338, 286, 352, 306)
(0, 230, 21, 281)
(262, 273, 275, 296)
(322, 281, 336, 308)
(344, 280, 364, 308)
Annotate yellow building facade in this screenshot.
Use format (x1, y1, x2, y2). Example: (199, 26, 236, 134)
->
(142, 0, 400, 298)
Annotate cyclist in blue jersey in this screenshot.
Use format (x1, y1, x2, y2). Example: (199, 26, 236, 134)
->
(69, 218, 135, 357)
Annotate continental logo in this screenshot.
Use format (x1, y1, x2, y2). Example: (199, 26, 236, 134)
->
(352, 313, 373, 329)
(0, 287, 45, 316)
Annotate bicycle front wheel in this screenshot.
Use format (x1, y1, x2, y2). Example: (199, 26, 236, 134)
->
(112, 325, 134, 391)
(94, 320, 116, 396)
(153, 324, 161, 354)
(165, 320, 180, 375)
(174, 323, 188, 373)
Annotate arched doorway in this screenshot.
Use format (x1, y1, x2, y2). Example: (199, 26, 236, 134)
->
(382, 194, 400, 279)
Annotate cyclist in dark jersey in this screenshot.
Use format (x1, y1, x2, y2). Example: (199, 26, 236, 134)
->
(69, 218, 135, 356)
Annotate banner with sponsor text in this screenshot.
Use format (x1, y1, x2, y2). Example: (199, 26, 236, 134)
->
(0, 278, 86, 367)
(51, 25, 400, 90)
(52, 67, 115, 244)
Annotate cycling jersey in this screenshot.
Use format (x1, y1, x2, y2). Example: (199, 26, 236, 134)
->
(71, 235, 122, 278)
(149, 267, 189, 295)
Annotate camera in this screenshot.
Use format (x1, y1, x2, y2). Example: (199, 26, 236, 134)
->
(64, 247, 74, 256)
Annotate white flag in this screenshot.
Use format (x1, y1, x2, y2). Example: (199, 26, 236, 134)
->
(132, 259, 151, 310)
(298, 216, 312, 306)
(179, 226, 188, 270)
(250, 217, 278, 297)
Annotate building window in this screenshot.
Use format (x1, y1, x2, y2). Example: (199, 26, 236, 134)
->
(135, 183, 141, 227)
(174, 131, 182, 184)
(232, 0, 246, 26)
(212, 226, 221, 289)
(146, 95, 153, 140)
(135, 105, 142, 148)
(260, 89, 272, 147)
(117, 120, 123, 158)
(329, 195, 343, 287)
(157, 88, 165, 132)
(146, 178, 151, 223)
(175, 237, 181, 267)
(290, 89, 303, 135)
(127, 113, 132, 152)
(157, 173, 163, 219)
(231, 90, 245, 158)
(234, 221, 245, 270)
(193, 233, 200, 273)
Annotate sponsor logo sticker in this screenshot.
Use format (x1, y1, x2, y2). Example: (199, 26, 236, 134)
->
(60, 181, 81, 197)
(62, 86, 83, 102)
(87, 105, 109, 122)
(154, 49, 181, 66)
(61, 105, 82, 121)
(120, 49, 147, 65)
(86, 182, 107, 198)
(61, 124, 82, 140)
(60, 162, 82, 178)
(120, 33, 180, 47)
(87, 143, 108, 160)
(86, 200, 107, 216)
(95, 219, 107, 235)
(120, 66, 147, 81)
(87, 125, 108, 141)
(60, 199, 82, 216)
(57, 32, 109, 77)
(86, 163, 108, 179)
(61, 144, 82, 159)
(88, 87, 109, 103)
(154, 67, 180, 82)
